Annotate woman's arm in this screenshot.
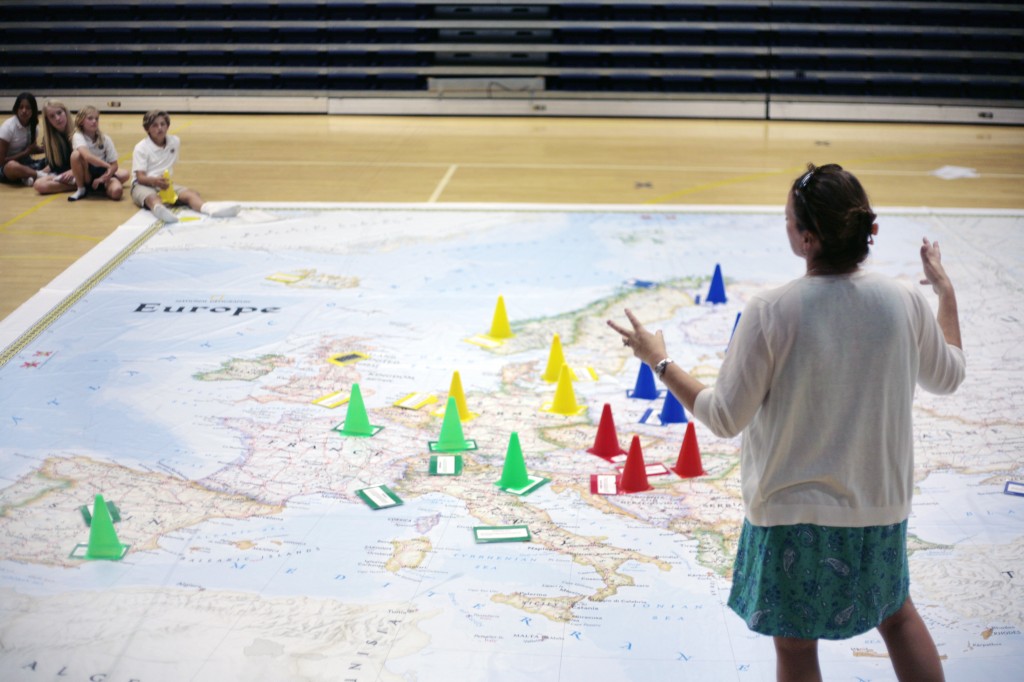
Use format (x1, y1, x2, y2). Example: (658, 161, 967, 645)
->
(920, 238, 962, 349)
(607, 308, 707, 413)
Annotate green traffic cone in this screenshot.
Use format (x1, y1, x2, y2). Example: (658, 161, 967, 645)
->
(336, 384, 381, 437)
(434, 396, 472, 451)
(85, 494, 128, 560)
(496, 432, 530, 489)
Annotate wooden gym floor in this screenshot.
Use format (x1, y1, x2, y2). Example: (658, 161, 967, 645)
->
(2, 114, 1023, 325)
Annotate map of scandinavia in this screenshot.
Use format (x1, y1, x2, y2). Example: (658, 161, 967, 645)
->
(0, 204, 1021, 681)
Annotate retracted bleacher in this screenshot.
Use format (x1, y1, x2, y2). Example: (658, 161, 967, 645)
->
(1, 0, 1020, 122)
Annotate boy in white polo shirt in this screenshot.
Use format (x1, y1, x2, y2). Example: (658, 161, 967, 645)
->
(130, 110, 239, 223)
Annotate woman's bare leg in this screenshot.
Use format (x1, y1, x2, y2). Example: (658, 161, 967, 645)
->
(773, 636, 822, 682)
(877, 597, 945, 681)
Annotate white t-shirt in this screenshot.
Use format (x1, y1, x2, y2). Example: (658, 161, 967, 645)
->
(0, 116, 31, 157)
(693, 269, 966, 528)
(72, 131, 118, 165)
(131, 133, 180, 184)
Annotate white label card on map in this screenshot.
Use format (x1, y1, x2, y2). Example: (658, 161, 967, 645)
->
(1004, 481, 1024, 497)
(591, 474, 619, 495)
(616, 463, 672, 477)
(465, 335, 503, 349)
(394, 392, 437, 410)
(429, 455, 463, 476)
(571, 366, 599, 381)
(357, 485, 403, 510)
(312, 390, 349, 408)
(474, 525, 531, 543)
(499, 476, 550, 496)
(645, 463, 672, 477)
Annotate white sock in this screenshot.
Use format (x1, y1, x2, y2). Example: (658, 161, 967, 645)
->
(22, 176, 35, 187)
(68, 187, 88, 202)
(201, 202, 241, 218)
(152, 204, 178, 223)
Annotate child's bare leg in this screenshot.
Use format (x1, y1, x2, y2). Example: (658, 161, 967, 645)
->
(68, 151, 89, 200)
(178, 188, 205, 212)
(877, 597, 944, 682)
(3, 160, 37, 183)
(773, 637, 822, 682)
(105, 177, 124, 201)
(35, 175, 74, 195)
(70, 151, 87, 189)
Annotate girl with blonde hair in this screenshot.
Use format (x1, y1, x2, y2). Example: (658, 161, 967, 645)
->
(68, 105, 128, 201)
(34, 100, 76, 195)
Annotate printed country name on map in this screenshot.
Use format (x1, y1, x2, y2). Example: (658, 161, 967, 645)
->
(18, 661, 139, 682)
(983, 626, 1023, 638)
(451, 551, 540, 562)
(181, 546, 320, 564)
(133, 303, 280, 315)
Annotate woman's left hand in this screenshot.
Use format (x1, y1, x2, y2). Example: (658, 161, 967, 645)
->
(607, 308, 667, 367)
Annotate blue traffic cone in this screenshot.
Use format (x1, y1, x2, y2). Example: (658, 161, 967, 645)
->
(706, 263, 727, 304)
(726, 312, 742, 352)
(659, 390, 688, 425)
(627, 363, 660, 399)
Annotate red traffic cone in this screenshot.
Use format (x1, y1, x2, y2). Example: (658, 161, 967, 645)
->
(620, 435, 652, 493)
(671, 422, 705, 478)
(588, 403, 626, 458)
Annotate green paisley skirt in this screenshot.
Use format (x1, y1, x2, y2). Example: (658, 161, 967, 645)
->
(727, 519, 910, 640)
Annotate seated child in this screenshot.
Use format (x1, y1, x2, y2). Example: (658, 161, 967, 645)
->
(68, 105, 129, 202)
(130, 110, 240, 223)
(0, 92, 44, 186)
(33, 100, 78, 195)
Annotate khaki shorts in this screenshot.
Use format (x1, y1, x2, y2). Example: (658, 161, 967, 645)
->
(131, 182, 189, 208)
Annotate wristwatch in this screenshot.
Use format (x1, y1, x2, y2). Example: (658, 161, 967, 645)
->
(653, 358, 674, 380)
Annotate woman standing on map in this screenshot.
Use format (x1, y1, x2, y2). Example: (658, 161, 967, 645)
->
(609, 163, 964, 682)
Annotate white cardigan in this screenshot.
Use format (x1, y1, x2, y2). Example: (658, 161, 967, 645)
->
(693, 270, 965, 527)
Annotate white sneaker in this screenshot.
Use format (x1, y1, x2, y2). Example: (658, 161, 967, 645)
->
(202, 202, 242, 218)
(22, 176, 34, 187)
(152, 204, 178, 223)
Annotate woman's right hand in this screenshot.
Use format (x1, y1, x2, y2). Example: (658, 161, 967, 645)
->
(920, 238, 954, 297)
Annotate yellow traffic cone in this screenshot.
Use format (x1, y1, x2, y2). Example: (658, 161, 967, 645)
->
(542, 364, 586, 415)
(542, 333, 566, 383)
(488, 295, 513, 339)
